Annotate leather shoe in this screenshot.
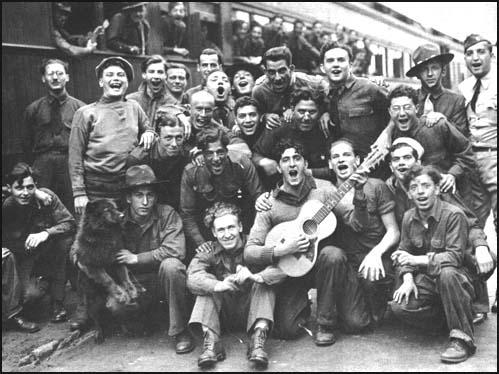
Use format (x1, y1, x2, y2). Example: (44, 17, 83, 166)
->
(51, 304, 68, 323)
(198, 330, 226, 368)
(175, 329, 195, 354)
(472, 312, 487, 325)
(440, 339, 470, 364)
(10, 316, 40, 333)
(314, 325, 336, 346)
(247, 328, 269, 367)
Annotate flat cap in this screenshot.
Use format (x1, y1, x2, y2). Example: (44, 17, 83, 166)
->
(95, 56, 134, 82)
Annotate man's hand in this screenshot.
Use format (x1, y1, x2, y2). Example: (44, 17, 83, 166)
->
(231, 124, 242, 137)
(74, 195, 89, 215)
(214, 278, 239, 292)
(255, 192, 273, 212)
(351, 170, 368, 190)
(258, 158, 279, 176)
(358, 249, 385, 281)
(196, 242, 213, 254)
(233, 265, 254, 285)
(116, 250, 138, 265)
(393, 279, 418, 304)
(139, 131, 155, 151)
(368, 76, 389, 88)
(475, 246, 494, 274)
(274, 233, 310, 257)
(439, 173, 456, 194)
(282, 108, 293, 123)
(423, 111, 445, 127)
(391, 249, 417, 267)
(24, 231, 49, 253)
(319, 112, 334, 138)
(173, 47, 190, 57)
(35, 189, 52, 206)
(264, 113, 282, 130)
(177, 113, 191, 140)
(85, 39, 97, 53)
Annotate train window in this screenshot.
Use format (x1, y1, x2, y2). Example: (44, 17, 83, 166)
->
(62, 3, 96, 36)
(388, 49, 403, 78)
(371, 44, 385, 76)
(282, 22, 293, 33)
(234, 10, 250, 23)
(252, 14, 270, 27)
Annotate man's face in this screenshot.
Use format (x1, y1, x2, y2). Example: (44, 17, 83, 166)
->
(42, 62, 69, 93)
(293, 99, 319, 132)
(272, 17, 283, 31)
(278, 147, 307, 187)
(9, 176, 36, 206)
(233, 70, 255, 96)
(238, 22, 249, 38)
(465, 41, 492, 79)
(190, 93, 215, 129)
(127, 186, 157, 219)
(265, 59, 293, 93)
(170, 3, 185, 20)
(204, 140, 228, 176)
(417, 61, 443, 90)
(236, 105, 260, 136)
(129, 5, 146, 23)
(211, 213, 243, 252)
(321, 48, 351, 85)
(390, 146, 419, 182)
(198, 54, 221, 80)
(53, 9, 69, 29)
(158, 125, 184, 157)
(329, 142, 359, 181)
(313, 23, 323, 37)
(99, 65, 129, 98)
(205, 71, 231, 103)
(389, 96, 418, 132)
(143, 62, 166, 94)
(166, 67, 187, 95)
(408, 173, 439, 212)
(251, 26, 262, 40)
(294, 22, 304, 35)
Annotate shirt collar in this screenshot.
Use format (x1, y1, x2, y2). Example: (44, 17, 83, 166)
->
(413, 197, 443, 224)
(125, 204, 160, 231)
(420, 84, 444, 100)
(326, 73, 355, 95)
(273, 174, 317, 206)
(48, 90, 69, 105)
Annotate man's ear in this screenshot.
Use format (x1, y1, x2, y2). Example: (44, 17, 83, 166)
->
(320, 64, 325, 74)
(197, 64, 201, 73)
(289, 64, 295, 73)
(142, 72, 147, 81)
(276, 164, 282, 174)
(98, 78, 104, 88)
(6, 184, 12, 194)
(211, 227, 217, 238)
(355, 155, 360, 167)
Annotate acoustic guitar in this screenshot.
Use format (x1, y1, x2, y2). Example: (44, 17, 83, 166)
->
(265, 147, 388, 277)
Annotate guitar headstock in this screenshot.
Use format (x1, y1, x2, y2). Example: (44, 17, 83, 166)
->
(357, 146, 389, 174)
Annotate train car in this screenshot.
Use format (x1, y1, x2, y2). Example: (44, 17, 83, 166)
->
(2, 2, 468, 175)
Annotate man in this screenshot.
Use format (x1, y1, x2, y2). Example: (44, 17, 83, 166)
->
(459, 34, 497, 231)
(306, 21, 324, 67)
(23, 59, 85, 213)
(160, 2, 189, 57)
(165, 62, 190, 104)
(51, 2, 97, 57)
(262, 14, 286, 52)
(180, 127, 263, 251)
(126, 55, 177, 128)
(69, 56, 155, 215)
(233, 96, 263, 149)
(205, 70, 235, 129)
(236, 23, 265, 65)
(226, 63, 263, 100)
(115, 164, 194, 353)
(107, 2, 149, 55)
(388, 85, 475, 202)
(2, 163, 76, 324)
(182, 49, 223, 105)
(188, 202, 283, 368)
(391, 164, 476, 363)
(253, 46, 327, 130)
(286, 20, 320, 73)
(127, 110, 189, 210)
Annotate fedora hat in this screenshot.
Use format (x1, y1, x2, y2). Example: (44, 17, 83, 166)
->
(122, 165, 166, 191)
(95, 56, 134, 82)
(406, 44, 454, 78)
(225, 63, 264, 82)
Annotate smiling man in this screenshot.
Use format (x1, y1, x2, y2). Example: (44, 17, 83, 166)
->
(233, 96, 263, 149)
(107, 2, 149, 55)
(165, 62, 190, 104)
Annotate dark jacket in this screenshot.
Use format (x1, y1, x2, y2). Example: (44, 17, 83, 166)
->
(107, 12, 150, 54)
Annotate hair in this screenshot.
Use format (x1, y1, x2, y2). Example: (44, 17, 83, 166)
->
(40, 58, 69, 75)
(293, 19, 304, 28)
(155, 111, 181, 129)
(196, 127, 230, 151)
(327, 138, 358, 158)
(262, 46, 293, 67)
(250, 22, 262, 31)
(272, 138, 306, 162)
(6, 162, 38, 186)
(233, 19, 248, 33)
(141, 54, 167, 73)
(234, 96, 260, 115)
(312, 21, 322, 28)
(168, 2, 184, 12)
(403, 164, 442, 190)
(270, 14, 284, 22)
(206, 69, 228, 81)
(388, 142, 419, 162)
(290, 87, 324, 108)
(388, 85, 419, 106)
(203, 201, 242, 229)
(198, 48, 224, 65)
(319, 41, 353, 63)
(166, 62, 190, 80)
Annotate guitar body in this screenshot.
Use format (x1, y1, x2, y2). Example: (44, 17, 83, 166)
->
(265, 200, 337, 277)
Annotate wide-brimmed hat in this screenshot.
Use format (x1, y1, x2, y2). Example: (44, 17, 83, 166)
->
(121, 2, 147, 11)
(121, 165, 167, 191)
(406, 44, 454, 78)
(95, 56, 134, 82)
(464, 34, 492, 52)
(225, 63, 264, 82)
(54, 2, 72, 13)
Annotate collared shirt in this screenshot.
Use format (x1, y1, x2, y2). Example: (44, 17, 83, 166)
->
(68, 97, 154, 198)
(180, 154, 263, 247)
(325, 74, 390, 156)
(123, 204, 186, 268)
(391, 117, 475, 179)
(2, 188, 76, 256)
(23, 91, 85, 159)
(416, 85, 469, 137)
(459, 69, 497, 148)
(107, 12, 150, 54)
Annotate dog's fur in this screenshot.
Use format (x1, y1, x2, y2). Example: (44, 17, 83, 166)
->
(71, 199, 142, 342)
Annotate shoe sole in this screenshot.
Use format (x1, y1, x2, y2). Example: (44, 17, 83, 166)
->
(176, 344, 196, 354)
(314, 340, 336, 347)
(440, 356, 469, 364)
(198, 352, 226, 368)
(249, 357, 269, 368)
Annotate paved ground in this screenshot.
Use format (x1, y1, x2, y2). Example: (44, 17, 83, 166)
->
(3, 217, 497, 372)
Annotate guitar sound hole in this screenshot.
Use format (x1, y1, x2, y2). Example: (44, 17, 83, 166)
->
(302, 219, 318, 235)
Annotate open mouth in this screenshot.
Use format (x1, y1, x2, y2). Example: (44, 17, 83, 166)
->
(217, 86, 225, 95)
(398, 118, 409, 125)
(416, 197, 428, 204)
(397, 167, 408, 174)
(110, 82, 123, 89)
(331, 69, 342, 75)
(150, 79, 162, 87)
(238, 80, 249, 87)
(289, 170, 298, 177)
(337, 164, 348, 171)
(471, 62, 482, 68)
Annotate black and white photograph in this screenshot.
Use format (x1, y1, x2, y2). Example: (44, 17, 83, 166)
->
(1, 2, 496, 372)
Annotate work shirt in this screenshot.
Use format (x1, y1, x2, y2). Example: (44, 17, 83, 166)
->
(126, 83, 178, 127)
(107, 12, 149, 55)
(123, 204, 186, 267)
(459, 69, 497, 148)
(23, 91, 85, 159)
(397, 199, 469, 278)
(2, 188, 76, 256)
(68, 97, 154, 198)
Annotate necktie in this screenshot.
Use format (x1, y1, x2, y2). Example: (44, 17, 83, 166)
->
(470, 79, 481, 112)
(423, 94, 435, 116)
(329, 88, 341, 127)
(51, 99, 63, 135)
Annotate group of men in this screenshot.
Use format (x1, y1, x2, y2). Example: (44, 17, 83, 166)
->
(2, 22, 497, 369)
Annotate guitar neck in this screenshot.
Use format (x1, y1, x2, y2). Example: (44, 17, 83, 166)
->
(312, 178, 356, 224)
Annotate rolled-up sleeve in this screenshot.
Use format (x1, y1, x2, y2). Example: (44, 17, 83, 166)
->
(244, 211, 275, 266)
